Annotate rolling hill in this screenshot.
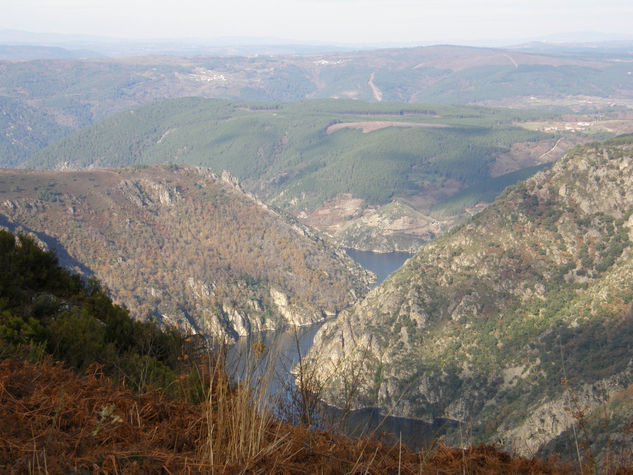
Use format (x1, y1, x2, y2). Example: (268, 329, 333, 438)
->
(2, 42, 632, 167)
(3, 43, 632, 251)
(25, 97, 589, 251)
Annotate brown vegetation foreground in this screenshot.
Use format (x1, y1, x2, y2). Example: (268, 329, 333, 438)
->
(1, 358, 577, 474)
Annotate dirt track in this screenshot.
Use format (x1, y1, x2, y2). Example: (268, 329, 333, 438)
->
(326, 121, 451, 134)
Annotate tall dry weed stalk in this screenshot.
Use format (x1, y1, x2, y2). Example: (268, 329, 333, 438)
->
(202, 339, 286, 473)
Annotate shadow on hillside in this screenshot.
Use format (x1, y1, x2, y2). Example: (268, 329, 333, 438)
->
(0, 213, 94, 278)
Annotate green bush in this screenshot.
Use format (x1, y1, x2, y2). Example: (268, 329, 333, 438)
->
(0, 229, 188, 392)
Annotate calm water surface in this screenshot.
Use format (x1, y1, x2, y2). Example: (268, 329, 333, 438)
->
(345, 249, 413, 286)
(224, 249, 450, 450)
(226, 324, 322, 396)
(226, 323, 453, 450)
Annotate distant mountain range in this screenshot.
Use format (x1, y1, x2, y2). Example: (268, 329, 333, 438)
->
(0, 44, 103, 60)
(2, 41, 633, 132)
(1, 41, 632, 252)
(0, 29, 358, 58)
(2, 29, 633, 58)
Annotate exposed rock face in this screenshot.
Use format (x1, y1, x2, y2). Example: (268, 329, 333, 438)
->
(270, 287, 325, 327)
(118, 178, 181, 208)
(0, 166, 372, 340)
(305, 138, 633, 459)
(302, 196, 453, 253)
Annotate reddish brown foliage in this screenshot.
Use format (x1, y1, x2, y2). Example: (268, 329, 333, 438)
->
(221, 424, 572, 474)
(0, 358, 207, 473)
(1, 358, 575, 474)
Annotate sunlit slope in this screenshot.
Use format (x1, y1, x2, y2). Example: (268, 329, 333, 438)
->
(27, 97, 572, 250)
(0, 165, 371, 338)
(306, 137, 633, 459)
(27, 98, 547, 203)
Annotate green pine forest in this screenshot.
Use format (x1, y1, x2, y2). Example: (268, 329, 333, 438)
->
(26, 97, 561, 212)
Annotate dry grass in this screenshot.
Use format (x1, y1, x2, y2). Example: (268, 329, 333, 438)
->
(203, 347, 281, 472)
(0, 357, 601, 474)
(0, 358, 208, 473)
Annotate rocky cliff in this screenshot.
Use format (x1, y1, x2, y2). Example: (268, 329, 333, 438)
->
(305, 137, 633, 459)
(0, 166, 372, 339)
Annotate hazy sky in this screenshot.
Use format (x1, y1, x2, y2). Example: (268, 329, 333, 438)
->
(2, 0, 633, 45)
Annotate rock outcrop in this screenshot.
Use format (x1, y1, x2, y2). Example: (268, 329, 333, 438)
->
(305, 137, 633, 459)
(0, 165, 373, 339)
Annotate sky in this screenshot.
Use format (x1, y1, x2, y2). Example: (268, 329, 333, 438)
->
(2, 0, 633, 46)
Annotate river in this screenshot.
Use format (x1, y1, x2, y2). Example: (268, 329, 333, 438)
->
(226, 324, 454, 450)
(222, 249, 452, 449)
(224, 249, 457, 450)
(226, 248, 414, 385)
(225, 323, 322, 398)
(345, 249, 413, 286)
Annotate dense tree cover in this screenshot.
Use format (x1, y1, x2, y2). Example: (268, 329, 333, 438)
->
(0, 229, 187, 392)
(432, 163, 551, 216)
(413, 63, 633, 103)
(0, 166, 370, 337)
(26, 97, 554, 211)
(0, 96, 71, 166)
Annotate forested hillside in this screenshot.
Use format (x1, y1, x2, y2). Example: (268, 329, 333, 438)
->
(3, 43, 632, 250)
(0, 96, 71, 166)
(0, 229, 188, 389)
(1, 44, 631, 152)
(0, 165, 371, 338)
(305, 137, 633, 462)
(25, 97, 592, 251)
(27, 98, 553, 203)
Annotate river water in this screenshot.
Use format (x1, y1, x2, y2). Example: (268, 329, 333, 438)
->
(225, 323, 322, 397)
(226, 248, 413, 381)
(226, 324, 453, 450)
(226, 249, 454, 449)
(345, 249, 413, 286)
